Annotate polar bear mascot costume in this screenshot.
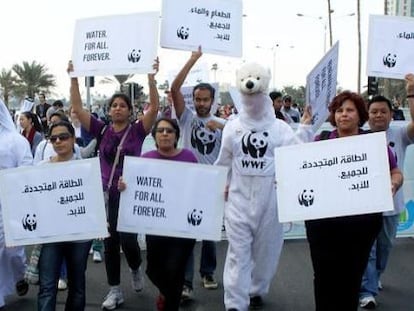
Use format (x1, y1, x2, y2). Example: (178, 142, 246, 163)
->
(215, 62, 313, 311)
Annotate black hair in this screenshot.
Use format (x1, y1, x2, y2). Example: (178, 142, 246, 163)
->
(48, 120, 75, 138)
(52, 100, 64, 107)
(367, 95, 392, 111)
(20, 111, 43, 133)
(283, 95, 292, 102)
(151, 117, 180, 148)
(192, 83, 215, 101)
(269, 91, 283, 101)
(108, 93, 132, 111)
(49, 111, 69, 122)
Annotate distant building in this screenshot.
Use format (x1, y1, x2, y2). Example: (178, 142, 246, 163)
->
(386, 0, 414, 16)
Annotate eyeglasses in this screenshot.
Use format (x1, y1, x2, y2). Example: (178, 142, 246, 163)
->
(155, 127, 176, 134)
(49, 133, 72, 143)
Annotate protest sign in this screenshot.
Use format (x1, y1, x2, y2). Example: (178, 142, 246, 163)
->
(306, 41, 338, 133)
(118, 156, 227, 241)
(367, 14, 414, 79)
(70, 12, 159, 77)
(0, 158, 108, 246)
(160, 0, 242, 57)
(275, 132, 394, 222)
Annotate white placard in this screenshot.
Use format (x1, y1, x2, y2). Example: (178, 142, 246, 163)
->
(275, 132, 394, 222)
(70, 12, 159, 77)
(0, 158, 108, 246)
(367, 14, 414, 79)
(160, 0, 242, 57)
(118, 156, 227, 241)
(306, 41, 339, 133)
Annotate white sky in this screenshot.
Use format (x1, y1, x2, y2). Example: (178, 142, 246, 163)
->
(0, 0, 384, 99)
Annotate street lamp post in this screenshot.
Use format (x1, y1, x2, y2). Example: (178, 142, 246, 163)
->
(296, 13, 326, 53)
(255, 44, 280, 90)
(296, 11, 355, 53)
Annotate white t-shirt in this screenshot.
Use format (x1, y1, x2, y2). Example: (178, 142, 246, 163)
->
(178, 107, 226, 165)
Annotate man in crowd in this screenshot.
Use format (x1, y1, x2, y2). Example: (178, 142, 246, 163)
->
(281, 95, 300, 122)
(170, 46, 225, 300)
(359, 74, 414, 309)
(35, 93, 51, 134)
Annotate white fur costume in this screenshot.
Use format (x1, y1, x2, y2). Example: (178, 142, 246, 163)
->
(215, 63, 313, 311)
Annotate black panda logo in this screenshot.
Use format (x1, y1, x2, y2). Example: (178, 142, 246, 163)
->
(22, 214, 37, 231)
(191, 122, 216, 155)
(188, 209, 203, 226)
(242, 131, 269, 158)
(177, 26, 189, 40)
(383, 53, 397, 68)
(298, 189, 314, 207)
(128, 49, 141, 63)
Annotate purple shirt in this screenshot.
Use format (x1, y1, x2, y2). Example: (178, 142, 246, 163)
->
(315, 129, 398, 170)
(141, 148, 198, 163)
(89, 116, 147, 191)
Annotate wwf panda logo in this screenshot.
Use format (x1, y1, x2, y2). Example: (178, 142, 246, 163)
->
(177, 26, 189, 40)
(298, 189, 314, 207)
(191, 122, 216, 155)
(22, 214, 37, 231)
(128, 49, 141, 63)
(383, 53, 397, 68)
(187, 209, 203, 226)
(242, 131, 269, 158)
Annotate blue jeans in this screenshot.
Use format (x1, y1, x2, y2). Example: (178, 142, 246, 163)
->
(360, 214, 399, 298)
(38, 240, 92, 311)
(184, 240, 216, 288)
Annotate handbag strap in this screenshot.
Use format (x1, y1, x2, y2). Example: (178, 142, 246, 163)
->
(107, 124, 132, 190)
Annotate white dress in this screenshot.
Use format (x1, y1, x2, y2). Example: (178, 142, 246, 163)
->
(0, 107, 33, 307)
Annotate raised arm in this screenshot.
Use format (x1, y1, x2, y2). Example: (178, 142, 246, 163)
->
(170, 46, 203, 118)
(141, 57, 160, 134)
(67, 61, 92, 131)
(405, 73, 414, 139)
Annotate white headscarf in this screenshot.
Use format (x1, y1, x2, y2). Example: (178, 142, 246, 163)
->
(20, 97, 34, 113)
(0, 98, 16, 133)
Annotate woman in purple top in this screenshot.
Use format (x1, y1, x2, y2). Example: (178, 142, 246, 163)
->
(305, 91, 403, 311)
(121, 117, 197, 311)
(68, 59, 160, 310)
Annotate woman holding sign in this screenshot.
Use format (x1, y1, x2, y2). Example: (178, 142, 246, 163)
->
(118, 117, 197, 311)
(305, 91, 403, 311)
(37, 121, 92, 311)
(68, 58, 160, 310)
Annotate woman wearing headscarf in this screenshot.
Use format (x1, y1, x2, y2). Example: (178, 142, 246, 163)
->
(0, 99, 33, 309)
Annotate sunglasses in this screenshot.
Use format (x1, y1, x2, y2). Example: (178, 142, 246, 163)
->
(155, 127, 176, 134)
(49, 132, 72, 143)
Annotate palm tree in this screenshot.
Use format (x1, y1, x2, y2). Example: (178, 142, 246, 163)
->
(12, 61, 56, 98)
(0, 69, 18, 107)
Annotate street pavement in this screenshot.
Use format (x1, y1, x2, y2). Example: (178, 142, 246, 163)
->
(4, 237, 414, 310)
